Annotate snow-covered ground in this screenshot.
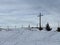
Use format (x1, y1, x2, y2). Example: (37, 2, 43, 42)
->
(0, 28, 60, 45)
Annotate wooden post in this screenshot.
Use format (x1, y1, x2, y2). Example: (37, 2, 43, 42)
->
(38, 13, 43, 30)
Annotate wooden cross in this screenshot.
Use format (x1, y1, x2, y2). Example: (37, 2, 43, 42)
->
(38, 13, 43, 30)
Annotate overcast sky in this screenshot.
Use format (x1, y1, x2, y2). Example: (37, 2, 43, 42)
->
(0, 0, 60, 27)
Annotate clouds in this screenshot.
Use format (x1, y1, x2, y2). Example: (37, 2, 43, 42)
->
(0, 0, 60, 27)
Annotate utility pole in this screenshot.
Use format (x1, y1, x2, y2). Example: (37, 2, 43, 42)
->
(38, 13, 43, 30)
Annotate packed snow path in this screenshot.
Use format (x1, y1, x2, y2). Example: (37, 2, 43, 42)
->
(0, 28, 60, 45)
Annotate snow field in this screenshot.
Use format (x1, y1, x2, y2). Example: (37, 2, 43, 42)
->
(0, 28, 60, 45)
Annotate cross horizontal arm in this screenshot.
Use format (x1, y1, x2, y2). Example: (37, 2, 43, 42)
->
(39, 15, 43, 16)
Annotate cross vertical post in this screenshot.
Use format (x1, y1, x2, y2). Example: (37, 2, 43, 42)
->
(38, 13, 43, 30)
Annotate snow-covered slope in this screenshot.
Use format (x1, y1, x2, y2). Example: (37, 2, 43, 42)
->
(0, 28, 60, 45)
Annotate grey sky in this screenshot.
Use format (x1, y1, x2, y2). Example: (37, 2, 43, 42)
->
(0, 0, 60, 27)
